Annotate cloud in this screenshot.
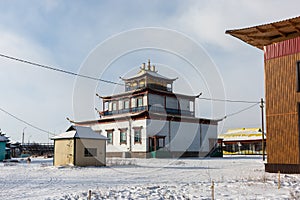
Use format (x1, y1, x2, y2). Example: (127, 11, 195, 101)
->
(0, 28, 74, 142)
(175, 0, 300, 49)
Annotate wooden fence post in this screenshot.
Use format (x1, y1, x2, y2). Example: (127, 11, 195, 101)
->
(88, 190, 91, 200)
(211, 180, 215, 200)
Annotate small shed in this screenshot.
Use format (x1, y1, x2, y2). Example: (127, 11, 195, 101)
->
(51, 126, 107, 167)
(0, 135, 9, 161)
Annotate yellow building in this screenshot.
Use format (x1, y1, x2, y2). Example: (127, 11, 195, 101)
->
(52, 126, 107, 167)
(218, 128, 266, 155)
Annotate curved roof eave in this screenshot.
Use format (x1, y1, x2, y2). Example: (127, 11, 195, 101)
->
(226, 16, 300, 49)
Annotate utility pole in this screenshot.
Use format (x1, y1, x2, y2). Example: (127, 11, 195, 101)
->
(260, 98, 265, 161)
(22, 127, 26, 145)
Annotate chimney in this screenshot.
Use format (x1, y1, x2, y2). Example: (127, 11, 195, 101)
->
(147, 59, 151, 70)
(151, 65, 156, 72)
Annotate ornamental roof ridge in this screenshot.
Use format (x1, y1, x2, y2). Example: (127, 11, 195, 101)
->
(120, 59, 178, 82)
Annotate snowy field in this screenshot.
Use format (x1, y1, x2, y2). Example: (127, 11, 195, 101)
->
(1, 156, 300, 199)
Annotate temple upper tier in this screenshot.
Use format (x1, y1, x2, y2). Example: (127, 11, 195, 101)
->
(121, 59, 177, 92)
(98, 60, 200, 118)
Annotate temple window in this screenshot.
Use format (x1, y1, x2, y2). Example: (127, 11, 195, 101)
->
(106, 129, 114, 144)
(132, 81, 138, 90)
(167, 83, 172, 92)
(190, 101, 194, 112)
(133, 126, 142, 144)
(131, 97, 137, 108)
(124, 99, 130, 109)
(104, 101, 109, 111)
(139, 79, 145, 88)
(112, 101, 117, 111)
(125, 83, 131, 91)
(119, 128, 127, 144)
(108, 102, 112, 111)
(118, 100, 123, 110)
(137, 97, 143, 107)
(143, 95, 148, 106)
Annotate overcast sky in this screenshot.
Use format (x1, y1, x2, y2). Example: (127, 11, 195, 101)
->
(0, 1, 299, 143)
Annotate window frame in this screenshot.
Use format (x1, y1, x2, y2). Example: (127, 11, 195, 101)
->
(84, 148, 97, 157)
(137, 97, 143, 107)
(119, 128, 127, 144)
(297, 61, 300, 92)
(133, 126, 142, 144)
(131, 97, 137, 108)
(112, 101, 117, 111)
(106, 129, 114, 144)
(118, 100, 123, 110)
(124, 99, 130, 109)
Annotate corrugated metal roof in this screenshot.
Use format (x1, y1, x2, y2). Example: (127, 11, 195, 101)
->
(226, 16, 300, 50)
(51, 126, 107, 140)
(219, 128, 265, 142)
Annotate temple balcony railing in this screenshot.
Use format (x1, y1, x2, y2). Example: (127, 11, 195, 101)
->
(102, 105, 194, 117)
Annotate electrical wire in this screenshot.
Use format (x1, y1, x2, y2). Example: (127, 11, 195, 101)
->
(0, 52, 262, 104)
(199, 97, 259, 104)
(0, 107, 56, 136)
(224, 103, 260, 119)
(0, 53, 124, 86)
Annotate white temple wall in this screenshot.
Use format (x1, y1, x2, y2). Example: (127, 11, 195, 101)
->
(91, 119, 147, 153)
(91, 119, 217, 154)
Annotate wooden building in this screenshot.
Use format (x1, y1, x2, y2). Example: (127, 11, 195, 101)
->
(71, 60, 220, 158)
(51, 126, 107, 167)
(226, 16, 300, 173)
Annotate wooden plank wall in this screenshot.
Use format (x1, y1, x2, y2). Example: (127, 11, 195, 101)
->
(265, 52, 300, 164)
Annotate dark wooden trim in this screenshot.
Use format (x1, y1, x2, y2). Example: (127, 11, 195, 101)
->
(118, 128, 128, 131)
(73, 138, 76, 166)
(132, 126, 143, 130)
(265, 163, 300, 174)
(297, 61, 300, 92)
(53, 140, 56, 166)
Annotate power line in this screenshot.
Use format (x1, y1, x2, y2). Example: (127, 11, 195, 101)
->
(0, 52, 262, 104)
(199, 97, 259, 104)
(224, 103, 260, 119)
(0, 107, 55, 136)
(0, 53, 124, 86)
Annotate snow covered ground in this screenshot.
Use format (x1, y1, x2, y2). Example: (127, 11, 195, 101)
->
(1, 156, 300, 199)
